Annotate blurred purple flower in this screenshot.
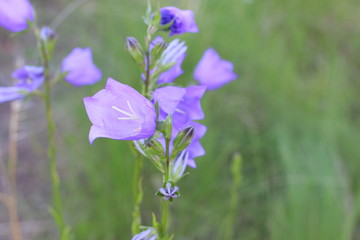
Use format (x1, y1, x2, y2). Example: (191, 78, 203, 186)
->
(62, 48, 102, 86)
(0, 0, 34, 32)
(83, 78, 156, 144)
(132, 228, 157, 240)
(160, 7, 198, 36)
(159, 182, 179, 201)
(0, 66, 44, 103)
(194, 48, 237, 90)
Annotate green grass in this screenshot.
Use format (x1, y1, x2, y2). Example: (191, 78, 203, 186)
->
(46, 0, 360, 239)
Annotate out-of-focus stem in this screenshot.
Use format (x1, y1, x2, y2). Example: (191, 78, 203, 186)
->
(220, 153, 242, 239)
(38, 31, 68, 240)
(131, 152, 143, 235)
(7, 101, 23, 240)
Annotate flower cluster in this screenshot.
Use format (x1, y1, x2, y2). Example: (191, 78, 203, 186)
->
(83, 7, 237, 238)
(0, 2, 103, 239)
(0, 1, 102, 104)
(84, 5, 237, 175)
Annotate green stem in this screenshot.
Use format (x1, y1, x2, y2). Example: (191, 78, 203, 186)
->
(160, 137, 171, 238)
(131, 152, 143, 235)
(37, 30, 68, 240)
(160, 200, 169, 239)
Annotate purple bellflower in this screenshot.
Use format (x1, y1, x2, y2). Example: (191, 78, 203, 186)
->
(62, 48, 102, 86)
(0, 0, 34, 32)
(132, 228, 158, 240)
(83, 78, 157, 144)
(153, 86, 207, 167)
(160, 6, 198, 36)
(159, 182, 179, 201)
(194, 48, 237, 90)
(0, 66, 44, 103)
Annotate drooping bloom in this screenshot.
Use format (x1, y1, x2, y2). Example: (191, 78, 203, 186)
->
(0, 0, 34, 32)
(83, 78, 156, 144)
(62, 48, 102, 86)
(194, 48, 237, 90)
(160, 7, 198, 36)
(132, 228, 158, 240)
(0, 66, 44, 103)
(158, 182, 180, 201)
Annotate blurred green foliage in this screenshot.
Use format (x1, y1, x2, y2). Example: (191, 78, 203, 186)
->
(44, 0, 360, 239)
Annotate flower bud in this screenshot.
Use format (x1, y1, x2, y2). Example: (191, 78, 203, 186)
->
(170, 150, 189, 182)
(163, 115, 172, 141)
(146, 139, 164, 157)
(40, 26, 57, 60)
(126, 37, 144, 66)
(134, 140, 164, 172)
(151, 39, 167, 61)
(40, 26, 56, 41)
(171, 126, 194, 157)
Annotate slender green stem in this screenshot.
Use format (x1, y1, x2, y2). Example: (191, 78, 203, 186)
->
(164, 138, 170, 183)
(160, 200, 169, 239)
(131, 152, 143, 235)
(37, 30, 68, 240)
(160, 138, 171, 238)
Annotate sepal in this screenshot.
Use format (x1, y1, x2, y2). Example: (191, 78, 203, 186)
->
(133, 140, 164, 172)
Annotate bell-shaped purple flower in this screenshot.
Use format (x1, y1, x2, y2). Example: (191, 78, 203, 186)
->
(83, 78, 157, 144)
(62, 47, 102, 86)
(0, 66, 44, 103)
(194, 48, 237, 90)
(0, 0, 34, 32)
(132, 228, 158, 240)
(160, 7, 198, 36)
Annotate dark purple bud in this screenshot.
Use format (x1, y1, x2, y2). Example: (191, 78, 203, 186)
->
(173, 126, 194, 152)
(126, 37, 144, 65)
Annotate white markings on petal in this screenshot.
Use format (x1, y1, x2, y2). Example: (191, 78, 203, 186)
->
(175, 108, 186, 115)
(112, 100, 141, 121)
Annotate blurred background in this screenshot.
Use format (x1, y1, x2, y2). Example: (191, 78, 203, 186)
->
(1, 0, 360, 239)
